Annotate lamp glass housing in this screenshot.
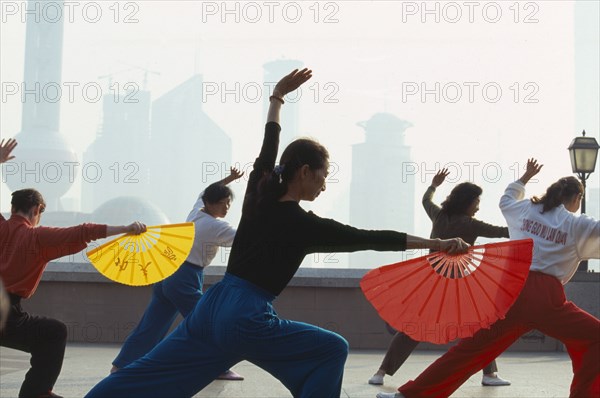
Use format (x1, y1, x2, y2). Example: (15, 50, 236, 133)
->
(568, 136, 600, 174)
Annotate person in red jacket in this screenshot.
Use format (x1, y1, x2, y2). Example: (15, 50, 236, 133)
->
(0, 138, 146, 398)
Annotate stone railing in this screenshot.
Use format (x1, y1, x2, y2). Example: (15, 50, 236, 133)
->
(19, 262, 600, 350)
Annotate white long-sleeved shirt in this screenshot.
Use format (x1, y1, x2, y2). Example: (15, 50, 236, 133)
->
(185, 196, 236, 268)
(499, 181, 600, 284)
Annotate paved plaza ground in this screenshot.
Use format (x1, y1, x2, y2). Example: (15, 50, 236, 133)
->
(1, 344, 575, 397)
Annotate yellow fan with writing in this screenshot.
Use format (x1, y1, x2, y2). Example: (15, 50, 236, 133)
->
(87, 223, 195, 286)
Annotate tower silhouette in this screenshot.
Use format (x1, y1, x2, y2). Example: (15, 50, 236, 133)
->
(349, 113, 415, 268)
(4, 0, 77, 211)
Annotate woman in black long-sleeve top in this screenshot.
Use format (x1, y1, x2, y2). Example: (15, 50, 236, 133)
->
(86, 69, 468, 398)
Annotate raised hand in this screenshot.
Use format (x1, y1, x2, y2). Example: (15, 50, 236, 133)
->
(519, 158, 543, 185)
(431, 168, 450, 188)
(229, 166, 244, 181)
(273, 68, 313, 98)
(0, 138, 17, 164)
(220, 166, 245, 185)
(267, 68, 312, 123)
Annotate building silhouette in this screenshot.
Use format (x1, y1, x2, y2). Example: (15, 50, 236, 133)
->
(82, 90, 153, 213)
(148, 74, 232, 222)
(349, 113, 415, 268)
(4, 0, 78, 211)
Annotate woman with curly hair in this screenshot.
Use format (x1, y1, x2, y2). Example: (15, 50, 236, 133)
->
(369, 169, 511, 387)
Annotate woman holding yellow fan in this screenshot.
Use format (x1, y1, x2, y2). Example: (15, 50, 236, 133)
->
(110, 167, 245, 381)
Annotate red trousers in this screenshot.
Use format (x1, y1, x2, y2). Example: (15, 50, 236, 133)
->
(399, 272, 600, 398)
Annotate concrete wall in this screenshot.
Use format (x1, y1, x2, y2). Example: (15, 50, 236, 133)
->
(20, 263, 600, 351)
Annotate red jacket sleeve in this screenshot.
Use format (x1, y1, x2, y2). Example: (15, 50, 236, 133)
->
(35, 223, 108, 261)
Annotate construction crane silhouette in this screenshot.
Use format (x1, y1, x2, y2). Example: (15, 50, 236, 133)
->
(124, 64, 161, 90)
(98, 64, 161, 91)
(98, 68, 135, 88)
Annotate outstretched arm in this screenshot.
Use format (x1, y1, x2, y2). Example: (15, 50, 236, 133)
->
(500, 158, 542, 217)
(422, 169, 449, 221)
(244, 69, 313, 205)
(267, 68, 312, 124)
(518, 158, 543, 185)
(36, 222, 146, 261)
(302, 211, 469, 255)
(106, 222, 146, 237)
(0, 138, 17, 222)
(215, 167, 244, 186)
(406, 234, 469, 254)
(0, 138, 17, 164)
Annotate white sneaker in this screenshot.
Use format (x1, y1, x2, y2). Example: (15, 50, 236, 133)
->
(482, 374, 511, 386)
(376, 392, 404, 398)
(368, 374, 384, 385)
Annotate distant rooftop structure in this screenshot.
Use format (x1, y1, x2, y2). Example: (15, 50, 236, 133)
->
(349, 113, 415, 268)
(357, 113, 412, 145)
(91, 196, 169, 226)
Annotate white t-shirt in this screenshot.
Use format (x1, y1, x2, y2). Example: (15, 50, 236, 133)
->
(185, 196, 236, 268)
(499, 181, 600, 284)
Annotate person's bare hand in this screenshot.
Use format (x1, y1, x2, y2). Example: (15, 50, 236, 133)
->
(273, 68, 312, 98)
(519, 158, 543, 184)
(439, 238, 469, 254)
(431, 168, 450, 188)
(127, 222, 147, 235)
(0, 138, 17, 164)
(229, 167, 244, 181)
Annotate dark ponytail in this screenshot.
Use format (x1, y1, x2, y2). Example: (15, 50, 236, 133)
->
(256, 138, 329, 209)
(531, 176, 582, 213)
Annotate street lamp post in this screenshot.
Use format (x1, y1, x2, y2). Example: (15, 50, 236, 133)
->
(568, 130, 600, 272)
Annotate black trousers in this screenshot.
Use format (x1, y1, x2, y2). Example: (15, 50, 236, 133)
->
(0, 294, 67, 397)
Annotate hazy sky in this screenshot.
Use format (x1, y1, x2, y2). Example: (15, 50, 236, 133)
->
(1, 1, 599, 267)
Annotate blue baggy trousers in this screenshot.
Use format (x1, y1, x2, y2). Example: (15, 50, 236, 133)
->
(112, 261, 204, 369)
(86, 273, 349, 398)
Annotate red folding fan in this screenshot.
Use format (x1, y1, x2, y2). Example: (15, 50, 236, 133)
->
(360, 239, 533, 344)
